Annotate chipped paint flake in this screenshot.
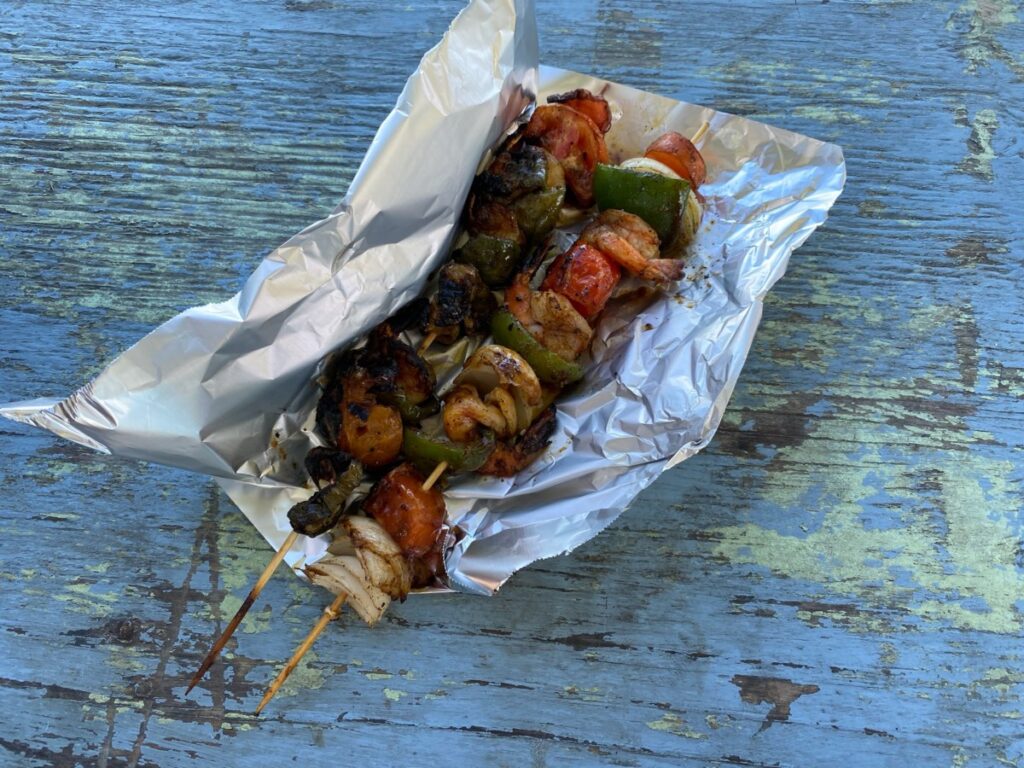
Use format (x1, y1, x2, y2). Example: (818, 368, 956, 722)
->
(958, 109, 999, 181)
(948, 0, 1024, 77)
(645, 713, 705, 739)
(274, 651, 327, 700)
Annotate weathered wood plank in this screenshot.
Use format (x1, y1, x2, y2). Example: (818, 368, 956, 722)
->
(2, 0, 1023, 766)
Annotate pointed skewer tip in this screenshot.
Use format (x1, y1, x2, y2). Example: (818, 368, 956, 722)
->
(186, 529, 300, 695)
(255, 593, 348, 715)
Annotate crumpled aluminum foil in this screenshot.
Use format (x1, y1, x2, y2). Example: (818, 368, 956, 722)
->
(1, 0, 845, 597)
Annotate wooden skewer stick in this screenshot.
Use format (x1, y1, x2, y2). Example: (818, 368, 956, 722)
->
(691, 121, 710, 146)
(254, 466, 446, 714)
(186, 529, 300, 694)
(255, 593, 348, 715)
(418, 331, 438, 354)
(422, 460, 448, 491)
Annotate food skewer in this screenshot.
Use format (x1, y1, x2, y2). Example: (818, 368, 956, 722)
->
(188, 100, 578, 694)
(257, 162, 710, 712)
(255, 593, 347, 715)
(418, 331, 438, 354)
(691, 120, 709, 145)
(186, 528, 299, 694)
(191, 91, 710, 706)
(255, 467, 446, 714)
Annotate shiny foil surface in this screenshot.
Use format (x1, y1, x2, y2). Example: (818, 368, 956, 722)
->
(1, 0, 845, 597)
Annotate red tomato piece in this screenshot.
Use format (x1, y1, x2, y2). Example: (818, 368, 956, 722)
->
(541, 242, 621, 321)
(644, 131, 707, 189)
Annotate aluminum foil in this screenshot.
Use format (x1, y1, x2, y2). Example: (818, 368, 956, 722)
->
(1, 0, 845, 597)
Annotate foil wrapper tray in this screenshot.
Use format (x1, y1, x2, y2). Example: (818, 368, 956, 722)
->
(1, 0, 845, 598)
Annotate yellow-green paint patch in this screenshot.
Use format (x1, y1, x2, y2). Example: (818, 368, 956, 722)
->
(383, 688, 407, 702)
(217, 594, 273, 635)
(948, 0, 1023, 77)
(711, 443, 1021, 634)
(793, 105, 867, 125)
(274, 651, 327, 700)
(645, 713, 705, 740)
(55, 582, 120, 618)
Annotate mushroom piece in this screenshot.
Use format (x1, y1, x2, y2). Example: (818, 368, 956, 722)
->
(452, 344, 542, 435)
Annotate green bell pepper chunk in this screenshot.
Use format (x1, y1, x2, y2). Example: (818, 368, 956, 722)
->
(454, 233, 522, 287)
(403, 427, 495, 473)
(384, 392, 440, 424)
(287, 461, 364, 537)
(491, 308, 584, 387)
(592, 163, 690, 243)
(513, 186, 565, 241)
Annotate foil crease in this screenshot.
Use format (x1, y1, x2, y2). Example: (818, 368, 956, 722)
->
(1, 0, 845, 597)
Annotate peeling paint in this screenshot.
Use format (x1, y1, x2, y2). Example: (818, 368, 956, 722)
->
(645, 713, 705, 740)
(957, 109, 999, 181)
(948, 0, 1024, 77)
(273, 651, 327, 700)
(54, 582, 119, 618)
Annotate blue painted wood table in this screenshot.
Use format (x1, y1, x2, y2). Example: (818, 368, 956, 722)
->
(2, 1, 1022, 765)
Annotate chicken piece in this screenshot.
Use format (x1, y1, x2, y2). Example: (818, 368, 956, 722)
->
(475, 144, 549, 200)
(580, 210, 684, 284)
(363, 463, 447, 561)
(423, 262, 497, 345)
(363, 322, 436, 408)
(335, 370, 404, 469)
(464, 194, 523, 243)
(506, 274, 593, 362)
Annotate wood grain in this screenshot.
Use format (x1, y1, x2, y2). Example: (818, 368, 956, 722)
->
(2, 0, 1023, 765)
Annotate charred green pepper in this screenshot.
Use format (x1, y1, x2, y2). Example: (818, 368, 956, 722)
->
(490, 308, 585, 386)
(454, 233, 522, 287)
(287, 460, 365, 537)
(402, 426, 495, 473)
(513, 186, 565, 241)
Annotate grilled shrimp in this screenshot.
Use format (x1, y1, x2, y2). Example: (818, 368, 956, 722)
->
(443, 384, 510, 441)
(547, 89, 612, 134)
(581, 210, 684, 284)
(506, 274, 593, 361)
(525, 103, 608, 207)
(443, 345, 543, 442)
